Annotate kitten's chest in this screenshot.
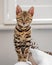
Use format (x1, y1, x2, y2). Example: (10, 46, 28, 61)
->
(15, 26, 31, 41)
(20, 31, 26, 39)
(19, 30, 31, 41)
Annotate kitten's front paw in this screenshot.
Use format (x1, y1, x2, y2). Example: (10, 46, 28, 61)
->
(30, 41, 39, 49)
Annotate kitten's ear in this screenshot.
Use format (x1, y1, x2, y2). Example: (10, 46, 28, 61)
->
(28, 7, 34, 16)
(16, 5, 22, 15)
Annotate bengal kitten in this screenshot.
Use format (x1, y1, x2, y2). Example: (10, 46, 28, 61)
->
(14, 5, 34, 61)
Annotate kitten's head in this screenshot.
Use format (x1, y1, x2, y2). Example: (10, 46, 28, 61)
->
(16, 5, 34, 27)
(15, 42, 30, 61)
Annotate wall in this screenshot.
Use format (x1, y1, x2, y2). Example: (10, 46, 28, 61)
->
(0, 0, 3, 24)
(0, 0, 52, 65)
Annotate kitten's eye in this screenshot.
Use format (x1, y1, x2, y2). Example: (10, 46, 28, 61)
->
(19, 18, 23, 21)
(26, 19, 29, 21)
(17, 18, 23, 21)
(17, 18, 23, 22)
(26, 17, 32, 21)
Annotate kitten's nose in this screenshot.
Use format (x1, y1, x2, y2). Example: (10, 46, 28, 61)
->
(23, 22, 25, 25)
(21, 47, 25, 54)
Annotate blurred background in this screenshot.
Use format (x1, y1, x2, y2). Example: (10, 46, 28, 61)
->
(0, 0, 52, 65)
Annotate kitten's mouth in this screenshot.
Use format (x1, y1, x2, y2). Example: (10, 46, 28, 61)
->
(18, 22, 30, 27)
(23, 23, 30, 27)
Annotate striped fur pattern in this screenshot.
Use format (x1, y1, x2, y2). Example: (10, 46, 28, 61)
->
(14, 5, 34, 61)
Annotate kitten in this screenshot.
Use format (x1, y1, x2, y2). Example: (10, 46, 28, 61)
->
(14, 5, 34, 61)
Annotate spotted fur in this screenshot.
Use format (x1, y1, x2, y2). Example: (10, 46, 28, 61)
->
(14, 5, 34, 61)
